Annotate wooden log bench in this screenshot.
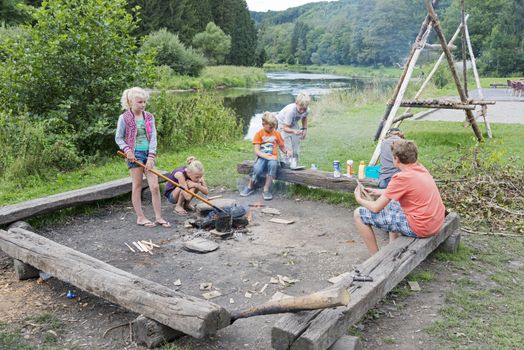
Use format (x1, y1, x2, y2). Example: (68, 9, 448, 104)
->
(0, 227, 230, 339)
(271, 212, 460, 350)
(0, 171, 169, 226)
(237, 161, 378, 192)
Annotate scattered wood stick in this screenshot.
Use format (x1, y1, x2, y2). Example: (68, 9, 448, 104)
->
(103, 322, 129, 338)
(124, 243, 135, 253)
(148, 239, 160, 248)
(132, 241, 144, 252)
(270, 218, 294, 225)
(137, 241, 149, 252)
(460, 227, 523, 237)
(207, 195, 223, 200)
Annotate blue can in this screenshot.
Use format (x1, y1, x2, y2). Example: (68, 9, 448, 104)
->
(66, 290, 77, 299)
(333, 160, 341, 178)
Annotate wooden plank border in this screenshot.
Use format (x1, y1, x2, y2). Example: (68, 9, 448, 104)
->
(271, 213, 460, 350)
(0, 171, 169, 226)
(237, 161, 377, 192)
(0, 227, 230, 338)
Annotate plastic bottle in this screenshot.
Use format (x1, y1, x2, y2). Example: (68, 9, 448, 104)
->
(346, 160, 353, 177)
(358, 160, 366, 180)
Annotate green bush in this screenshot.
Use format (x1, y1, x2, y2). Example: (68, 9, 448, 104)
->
(0, 112, 81, 180)
(192, 22, 231, 65)
(149, 92, 242, 151)
(0, 0, 156, 157)
(141, 28, 205, 77)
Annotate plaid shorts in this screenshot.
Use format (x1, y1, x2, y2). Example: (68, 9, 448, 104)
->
(358, 201, 418, 237)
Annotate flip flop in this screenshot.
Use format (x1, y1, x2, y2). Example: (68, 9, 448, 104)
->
(155, 220, 172, 228)
(137, 220, 156, 228)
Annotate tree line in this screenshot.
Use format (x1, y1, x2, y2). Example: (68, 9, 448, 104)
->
(1, 0, 259, 67)
(253, 0, 524, 75)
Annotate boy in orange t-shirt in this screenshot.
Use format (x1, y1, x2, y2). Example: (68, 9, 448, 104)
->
(354, 140, 445, 255)
(240, 112, 292, 200)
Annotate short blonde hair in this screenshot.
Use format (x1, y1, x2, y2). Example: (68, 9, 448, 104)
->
(261, 111, 278, 128)
(186, 156, 204, 174)
(121, 87, 149, 110)
(295, 92, 311, 108)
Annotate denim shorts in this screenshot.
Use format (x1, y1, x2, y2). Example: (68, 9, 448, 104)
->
(127, 150, 148, 169)
(358, 200, 418, 237)
(251, 157, 279, 181)
(378, 177, 392, 189)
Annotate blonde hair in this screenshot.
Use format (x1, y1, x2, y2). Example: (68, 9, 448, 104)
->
(261, 111, 278, 128)
(121, 87, 149, 110)
(295, 92, 311, 108)
(186, 156, 204, 174)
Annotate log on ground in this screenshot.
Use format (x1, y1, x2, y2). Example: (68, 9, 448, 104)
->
(0, 171, 169, 226)
(0, 227, 230, 338)
(271, 213, 460, 350)
(237, 161, 377, 192)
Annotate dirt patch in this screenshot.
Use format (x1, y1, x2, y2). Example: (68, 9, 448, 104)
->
(1, 190, 387, 349)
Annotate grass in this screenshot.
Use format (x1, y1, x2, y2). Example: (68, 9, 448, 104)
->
(426, 236, 524, 349)
(0, 312, 67, 349)
(155, 65, 267, 90)
(263, 63, 403, 78)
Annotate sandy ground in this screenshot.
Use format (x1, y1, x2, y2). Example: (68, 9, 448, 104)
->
(0, 189, 387, 349)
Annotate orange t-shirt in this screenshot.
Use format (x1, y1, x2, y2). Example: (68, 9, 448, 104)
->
(385, 163, 445, 237)
(252, 129, 284, 157)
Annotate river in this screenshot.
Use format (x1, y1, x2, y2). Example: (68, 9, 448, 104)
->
(220, 71, 389, 139)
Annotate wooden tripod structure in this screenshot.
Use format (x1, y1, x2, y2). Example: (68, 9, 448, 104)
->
(370, 0, 493, 165)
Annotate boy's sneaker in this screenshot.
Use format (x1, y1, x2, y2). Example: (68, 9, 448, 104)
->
(240, 188, 254, 197)
(263, 191, 273, 200)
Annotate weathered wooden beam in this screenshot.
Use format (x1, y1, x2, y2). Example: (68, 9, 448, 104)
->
(400, 102, 476, 110)
(132, 315, 184, 348)
(392, 112, 414, 123)
(424, 43, 456, 50)
(426, 0, 482, 141)
(0, 172, 169, 226)
(271, 213, 459, 350)
(237, 161, 378, 192)
(401, 99, 495, 106)
(0, 227, 230, 338)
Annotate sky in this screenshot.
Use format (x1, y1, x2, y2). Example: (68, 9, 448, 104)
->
(246, 0, 337, 12)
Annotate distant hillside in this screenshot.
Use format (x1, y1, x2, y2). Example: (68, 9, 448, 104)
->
(251, 0, 524, 75)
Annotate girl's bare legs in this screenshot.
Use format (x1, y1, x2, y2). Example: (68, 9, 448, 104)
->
(175, 188, 196, 214)
(145, 169, 166, 223)
(130, 168, 151, 225)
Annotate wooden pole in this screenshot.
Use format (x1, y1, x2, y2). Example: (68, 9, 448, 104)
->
(372, 2, 438, 141)
(464, 20, 493, 138)
(461, 0, 468, 96)
(369, 21, 433, 165)
(394, 15, 469, 129)
(425, 0, 483, 141)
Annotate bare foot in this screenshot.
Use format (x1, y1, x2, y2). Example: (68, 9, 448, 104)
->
(174, 206, 188, 216)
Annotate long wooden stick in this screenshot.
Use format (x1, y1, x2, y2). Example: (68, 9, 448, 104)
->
(117, 151, 226, 214)
(394, 15, 469, 128)
(230, 287, 350, 323)
(373, 3, 437, 141)
(464, 20, 493, 138)
(426, 0, 482, 141)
